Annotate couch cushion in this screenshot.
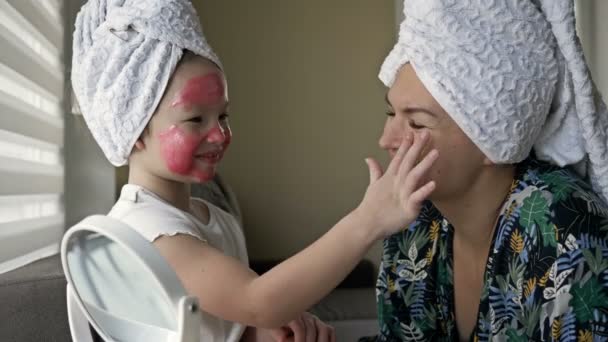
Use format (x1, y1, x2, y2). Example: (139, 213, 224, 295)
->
(0, 254, 71, 342)
(311, 288, 377, 321)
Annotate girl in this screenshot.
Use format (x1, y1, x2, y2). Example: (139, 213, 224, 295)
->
(70, 0, 438, 341)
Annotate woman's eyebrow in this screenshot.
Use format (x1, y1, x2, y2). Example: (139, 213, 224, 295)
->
(403, 106, 437, 118)
(385, 93, 437, 117)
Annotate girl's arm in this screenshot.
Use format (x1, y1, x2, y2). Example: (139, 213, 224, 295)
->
(155, 133, 437, 328)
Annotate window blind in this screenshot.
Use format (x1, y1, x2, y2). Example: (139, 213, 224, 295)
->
(0, 0, 65, 273)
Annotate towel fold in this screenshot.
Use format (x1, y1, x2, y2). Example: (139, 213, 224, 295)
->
(381, 0, 608, 203)
(71, 0, 222, 166)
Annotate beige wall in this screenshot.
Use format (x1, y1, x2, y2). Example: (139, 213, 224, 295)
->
(577, 0, 608, 96)
(193, 1, 396, 266)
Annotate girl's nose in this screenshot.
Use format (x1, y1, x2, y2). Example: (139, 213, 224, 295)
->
(205, 124, 226, 144)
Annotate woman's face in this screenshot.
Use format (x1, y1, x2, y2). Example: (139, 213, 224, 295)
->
(135, 55, 231, 183)
(379, 63, 488, 201)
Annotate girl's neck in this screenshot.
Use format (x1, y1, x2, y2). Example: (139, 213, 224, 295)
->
(127, 164, 191, 212)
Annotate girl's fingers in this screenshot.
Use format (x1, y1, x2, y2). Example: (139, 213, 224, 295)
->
(386, 133, 413, 175)
(365, 158, 383, 184)
(398, 131, 429, 177)
(402, 149, 438, 191)
(407, 180, 436, 206)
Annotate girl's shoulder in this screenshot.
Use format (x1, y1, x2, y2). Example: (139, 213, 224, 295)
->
(108, 184, 208, 244)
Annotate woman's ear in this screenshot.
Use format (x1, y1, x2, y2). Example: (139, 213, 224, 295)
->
(482, 157, 494, 166)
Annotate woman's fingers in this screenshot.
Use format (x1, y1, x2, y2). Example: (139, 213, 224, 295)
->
(268, 327, 291, 342)
(303, 315, 316, 342)
(287, 318, 305, 342)
(313, 318, 334, 342)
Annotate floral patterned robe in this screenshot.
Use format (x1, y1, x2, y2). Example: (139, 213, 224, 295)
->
(362, 158, 608, 341)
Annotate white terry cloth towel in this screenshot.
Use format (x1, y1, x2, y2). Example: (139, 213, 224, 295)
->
(71, 0, 222, 166)
(380, 0, 608, 203)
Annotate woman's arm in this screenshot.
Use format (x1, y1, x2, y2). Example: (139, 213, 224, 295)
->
(239, 313, 335, 342)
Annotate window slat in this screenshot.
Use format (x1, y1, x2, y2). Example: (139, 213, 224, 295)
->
(0, 92, 63, 146)
(0, 129, 63, 166)
(0, 215, 64, 273)
(0, 168, 64, 195)
(0, 194, 63, 224)
(0, 21, 63, 99)
(6, 0, 64, 50)
(0, 1, 66, 275)
(0, 1, 63, 70)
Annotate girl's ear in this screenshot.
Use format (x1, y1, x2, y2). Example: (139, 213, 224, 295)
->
(134, 139, 145, 150)
(134, 126, 150, 151)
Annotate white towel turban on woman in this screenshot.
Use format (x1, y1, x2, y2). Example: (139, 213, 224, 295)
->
(71, 0, 222, 166)
(380, 0, 608, 203)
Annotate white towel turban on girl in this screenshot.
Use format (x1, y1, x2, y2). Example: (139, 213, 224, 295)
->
(71, 0, 222, 166)
(380, 0, 608, 203)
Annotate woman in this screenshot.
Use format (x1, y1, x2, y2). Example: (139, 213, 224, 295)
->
(365, 0, 608, 341)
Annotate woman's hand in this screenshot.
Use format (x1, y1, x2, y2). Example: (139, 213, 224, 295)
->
(358, 131, 438, 239)
(251, 312, 335, 342)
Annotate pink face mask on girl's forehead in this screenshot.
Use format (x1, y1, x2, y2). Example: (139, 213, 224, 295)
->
(171, 73, 225, 109)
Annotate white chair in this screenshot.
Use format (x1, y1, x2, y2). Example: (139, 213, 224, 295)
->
(62, 215, 200, 342)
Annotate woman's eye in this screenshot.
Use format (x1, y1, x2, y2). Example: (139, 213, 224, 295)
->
(385, 111, 395, 117)
(409, 121, 425, 129)
(219, 113, 229, 121)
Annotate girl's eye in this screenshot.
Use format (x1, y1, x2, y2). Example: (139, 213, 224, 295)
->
(187, 116, 203, 123)
(385, 111, 395, 117)
(219, 113, 229, 121)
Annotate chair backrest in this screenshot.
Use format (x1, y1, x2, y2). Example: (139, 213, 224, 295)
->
(62, 215, 200, 342)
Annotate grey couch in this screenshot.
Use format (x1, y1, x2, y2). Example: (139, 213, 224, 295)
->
(0, 174, 378, 341)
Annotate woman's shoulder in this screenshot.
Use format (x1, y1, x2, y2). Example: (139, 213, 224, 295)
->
(513, 158, 608, 247)
(517, 159, 608, 215)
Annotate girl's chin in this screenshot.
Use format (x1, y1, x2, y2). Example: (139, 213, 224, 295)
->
(190, 167, 216, 183)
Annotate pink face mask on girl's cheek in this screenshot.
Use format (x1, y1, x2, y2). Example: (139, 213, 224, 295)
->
(161, 73, 231, 182)
(158, 124, 231, 182)
(159, 125, 201, 175)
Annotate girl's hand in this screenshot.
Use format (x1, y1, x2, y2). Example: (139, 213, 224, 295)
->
(358, 131, 438, 239)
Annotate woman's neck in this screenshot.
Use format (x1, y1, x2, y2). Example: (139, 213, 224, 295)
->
(127, 164, 191, 212)
(433, 165, 516, 249)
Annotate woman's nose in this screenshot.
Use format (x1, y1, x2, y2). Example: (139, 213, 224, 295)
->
(379, 118, 410, 150)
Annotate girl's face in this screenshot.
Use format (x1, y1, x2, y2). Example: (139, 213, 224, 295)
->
(135, 55, 231, 183)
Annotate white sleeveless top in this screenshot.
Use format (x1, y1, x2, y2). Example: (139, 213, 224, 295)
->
(67, 184, 248, 342)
